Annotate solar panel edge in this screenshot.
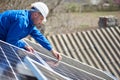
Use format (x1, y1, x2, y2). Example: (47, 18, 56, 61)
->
(24, 56, 48, 80)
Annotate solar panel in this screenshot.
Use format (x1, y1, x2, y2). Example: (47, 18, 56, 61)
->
(0, 40, 105, 80)
(33, 52, 105, 80)
(0, 43, 20, 80)
(0, 40, 43, 80)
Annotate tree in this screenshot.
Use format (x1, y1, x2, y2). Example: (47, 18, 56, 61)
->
(0, 0, 64, 18)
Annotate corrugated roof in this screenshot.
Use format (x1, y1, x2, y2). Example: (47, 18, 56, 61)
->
(46, 26, 120, 79)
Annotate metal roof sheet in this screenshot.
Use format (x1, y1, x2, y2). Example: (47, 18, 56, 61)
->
(46, 26, 120, 79)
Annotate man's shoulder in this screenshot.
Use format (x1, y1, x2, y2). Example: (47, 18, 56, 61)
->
(3, 9, 28, 15)
(7, 10, 29, 19)
(8, 10, 28, 14)
(1, 10, 29, 22)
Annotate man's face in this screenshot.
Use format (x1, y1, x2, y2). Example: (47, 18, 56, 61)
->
(32, 12, 44, 27)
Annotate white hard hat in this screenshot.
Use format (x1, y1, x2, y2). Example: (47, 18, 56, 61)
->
(31, 2, 49, 22)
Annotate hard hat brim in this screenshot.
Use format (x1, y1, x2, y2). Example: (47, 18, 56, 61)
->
(43, 18, 47, 22)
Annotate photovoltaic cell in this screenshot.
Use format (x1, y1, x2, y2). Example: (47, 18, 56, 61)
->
(0, 40, 105, 80)
(0, 41, 25, 80)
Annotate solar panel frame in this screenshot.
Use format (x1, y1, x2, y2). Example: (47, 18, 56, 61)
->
(24, 56, 48, 80)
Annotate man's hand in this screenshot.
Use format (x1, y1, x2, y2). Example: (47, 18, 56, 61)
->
(25, 46, 34, 53)
(50, 49, 62, 61)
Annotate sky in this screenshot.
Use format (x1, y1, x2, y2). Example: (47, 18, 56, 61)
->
(90, 0, 101, 5)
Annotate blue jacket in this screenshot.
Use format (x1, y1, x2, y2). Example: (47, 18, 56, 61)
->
(0, 10, 52, 51)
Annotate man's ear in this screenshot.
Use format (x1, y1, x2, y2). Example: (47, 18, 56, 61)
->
(33, 12, 39, 18)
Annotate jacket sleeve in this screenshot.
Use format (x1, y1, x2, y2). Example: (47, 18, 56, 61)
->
(6, 17, 27, 48)
(30, 27, 52, 51)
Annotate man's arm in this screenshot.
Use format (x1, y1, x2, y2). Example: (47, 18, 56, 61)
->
(30, 27, 62, 60)
(30, 27, 52, 50)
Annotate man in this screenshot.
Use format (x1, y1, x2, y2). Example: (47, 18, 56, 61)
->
(0, 2, 62, 60)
